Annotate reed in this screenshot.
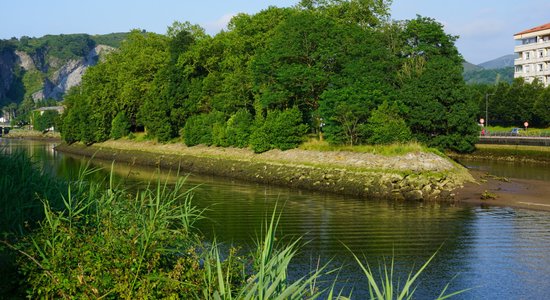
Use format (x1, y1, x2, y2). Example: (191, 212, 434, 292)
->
(3, 151, 469, 299)
(0, 149, 65, 235)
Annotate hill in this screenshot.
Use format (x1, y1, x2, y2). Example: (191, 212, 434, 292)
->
(478, 54, 516, 69)
(0, 33, 127, 107)
(462, 54, 516, 85)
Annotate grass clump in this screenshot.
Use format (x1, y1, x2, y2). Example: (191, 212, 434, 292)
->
(299, 139, 441, 157)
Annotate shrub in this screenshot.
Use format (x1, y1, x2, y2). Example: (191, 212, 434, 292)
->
(225, 109, 253, 148)
(365, 101, 412, 145)
(250, 107, 308, 153)
(183, 112, 225, 146)
(110, 111, 131, 139)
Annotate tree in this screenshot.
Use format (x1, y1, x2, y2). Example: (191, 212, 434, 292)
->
(110, 112, 130, 139)
(397, 17, 478, 152)
(249, 107, 308, 153)
(33, 110, 59, 132)
(298, 0, 393, 28)
(182, 111, 225, 146)
(534, 87, 550, 127)
(365, 101, 411, 144)
(225, 109, 254, 148)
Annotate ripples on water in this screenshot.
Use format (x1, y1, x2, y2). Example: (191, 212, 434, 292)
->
(4, 139, 550, 299)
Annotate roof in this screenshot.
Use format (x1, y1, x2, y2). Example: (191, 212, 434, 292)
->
(515, 22, 550, 36)
(35, 106, 65, 112)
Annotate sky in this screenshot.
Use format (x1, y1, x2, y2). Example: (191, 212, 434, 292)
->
(1, 0, 549, 64)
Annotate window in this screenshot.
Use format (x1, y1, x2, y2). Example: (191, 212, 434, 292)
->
(525, 65, 531, 73)
(525, 52, 530, 60)
(539, 50, 544, 58)
(538, 64, 544, 72)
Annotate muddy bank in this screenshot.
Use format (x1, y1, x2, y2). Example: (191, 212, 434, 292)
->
(55, 141, 471, 201)
(454, 170, 550, 211)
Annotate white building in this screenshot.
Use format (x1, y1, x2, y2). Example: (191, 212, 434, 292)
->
(514, 22, 550, 87)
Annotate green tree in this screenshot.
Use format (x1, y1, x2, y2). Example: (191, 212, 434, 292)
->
(249, 107, 308, 153)
(33, 110, 60, 132)
(225, 109, 254, 148)
(182, 111, 225, 146)
(534, 87, 550, 127)
(397, 16, 478, 152)
(110, 111, 130, 139)
(365, 101, 412, 144)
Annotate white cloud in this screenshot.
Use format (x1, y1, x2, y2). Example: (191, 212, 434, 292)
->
(204, 13, 237, 35)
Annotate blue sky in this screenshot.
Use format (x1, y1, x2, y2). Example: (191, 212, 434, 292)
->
(1, 0, 549, 64)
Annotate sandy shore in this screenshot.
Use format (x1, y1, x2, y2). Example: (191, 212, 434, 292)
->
(454, 170, 550, 211)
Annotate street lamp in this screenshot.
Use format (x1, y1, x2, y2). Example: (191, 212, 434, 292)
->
(485, 92, 495, 128)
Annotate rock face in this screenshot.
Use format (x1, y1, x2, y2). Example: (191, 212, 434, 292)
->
(32, 45, 113, 101)
(0, 42, 114, 105)
(0, 46, 17, 101)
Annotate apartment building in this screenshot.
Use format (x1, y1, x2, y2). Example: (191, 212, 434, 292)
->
(514, 22, 550, 87)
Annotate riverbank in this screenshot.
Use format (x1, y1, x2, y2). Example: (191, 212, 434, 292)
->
(454, 170, 550, 211)
(55, 140, 472, 201)
(3, 128, 61, 142)
(448, 144, 550, 164)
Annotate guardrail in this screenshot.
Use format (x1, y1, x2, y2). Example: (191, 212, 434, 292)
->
(479, 135, 550, 146)
(482, 131, 550, 137)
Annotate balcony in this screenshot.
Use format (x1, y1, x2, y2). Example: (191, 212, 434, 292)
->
(514, 39, 550, 52)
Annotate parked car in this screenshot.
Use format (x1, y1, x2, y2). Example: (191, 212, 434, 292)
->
(510, 128, 520, 136)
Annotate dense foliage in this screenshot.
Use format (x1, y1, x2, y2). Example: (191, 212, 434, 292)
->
(32, 110, 59, 132)
(470, 78, 550, 128)
(59, 2, 482, 153)
(463, 67, 514, 85)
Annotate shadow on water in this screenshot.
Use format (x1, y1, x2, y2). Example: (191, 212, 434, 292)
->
(3, 138, 550, 299)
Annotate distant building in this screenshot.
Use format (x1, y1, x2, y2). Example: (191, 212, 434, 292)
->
(514, 22, 550, 87)
(35, 106, 65, 115)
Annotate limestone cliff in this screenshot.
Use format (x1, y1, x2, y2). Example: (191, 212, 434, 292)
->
(31, 45, 113, 101)
(0, 33, 125, 106)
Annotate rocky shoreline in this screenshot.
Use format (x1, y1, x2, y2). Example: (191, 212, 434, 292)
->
(55, 140, 472, 201)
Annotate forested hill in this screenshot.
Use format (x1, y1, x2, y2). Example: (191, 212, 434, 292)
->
(0, 32, 128, 107)
(463, 54, 515, 84)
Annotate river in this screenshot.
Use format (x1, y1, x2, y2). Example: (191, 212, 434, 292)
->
(3, 138, 550, 299)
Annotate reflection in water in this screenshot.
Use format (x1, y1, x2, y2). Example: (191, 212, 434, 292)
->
(3, 138, 550, 298)
(460, 159, 550, 181)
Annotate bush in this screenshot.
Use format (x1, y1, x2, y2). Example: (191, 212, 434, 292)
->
(365, 101, 412, 145)
(110, 112, 131, 139)
(225, 109, 254, 148)
(250, 107, 308, 153)
(183, 111, 225, 146)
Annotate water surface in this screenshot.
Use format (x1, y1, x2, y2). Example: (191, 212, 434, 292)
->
(4, 138, 550, 299)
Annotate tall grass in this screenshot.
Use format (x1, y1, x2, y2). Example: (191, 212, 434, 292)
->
(299, 139, 442, 157)
(2, 150, 469, 299)
(202, 207, 331, 300)
(0, 149, 65, 235)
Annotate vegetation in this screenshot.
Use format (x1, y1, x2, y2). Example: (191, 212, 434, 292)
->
(57, 2, 480, 153)
(0, 32, 127, 120)
(0, 150, 467, 299)
(463, 67, 513, 85)
(298, 139, 439, 156)
(470, 78, 550, 128)
(32, 110, 60, 132)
